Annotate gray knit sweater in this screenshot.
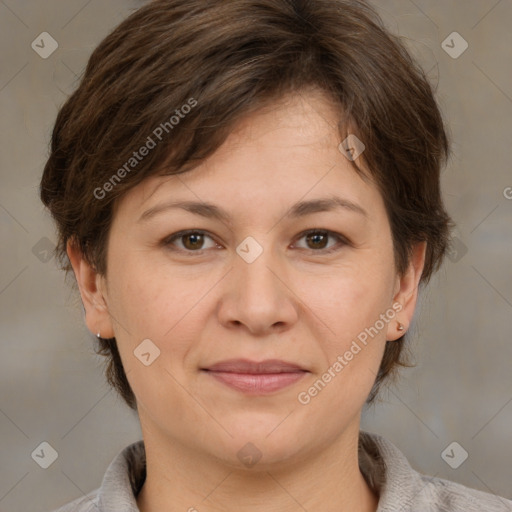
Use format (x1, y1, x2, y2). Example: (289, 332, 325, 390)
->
(51, 430, 512, 511)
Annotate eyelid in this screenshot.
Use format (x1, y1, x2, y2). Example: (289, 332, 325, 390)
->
(292, 229, 349, 253)
(162, 228, 349, 255)
(163, 230, 220, 253)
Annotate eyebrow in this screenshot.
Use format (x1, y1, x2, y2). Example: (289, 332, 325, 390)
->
(138, 195, 368, 224)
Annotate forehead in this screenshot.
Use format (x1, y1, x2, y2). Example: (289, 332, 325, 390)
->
(115, 90, 381, 224)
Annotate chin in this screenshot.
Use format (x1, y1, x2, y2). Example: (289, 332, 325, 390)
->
(210, 423, 312, 468)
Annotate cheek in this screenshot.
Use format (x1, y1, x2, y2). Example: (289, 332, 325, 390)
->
(302, 258, 393, 341)
(107, 251, 218, 370)
(107, 247, 174, 329)
(298, 260, 395, 408)
(297, 270, 390, 410)
(106, 260, 203, 418)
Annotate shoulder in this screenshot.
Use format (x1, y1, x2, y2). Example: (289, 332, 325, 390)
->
(47, 440, 145, 512)
(359, 430, 512, 512)
(415, 472, 512, 512)
(49, 489, 100, 512)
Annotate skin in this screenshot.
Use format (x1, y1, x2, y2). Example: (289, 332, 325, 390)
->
(68, 88, 426, 512)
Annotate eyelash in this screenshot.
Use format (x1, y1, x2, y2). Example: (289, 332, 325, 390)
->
(162, 229, 349, 256)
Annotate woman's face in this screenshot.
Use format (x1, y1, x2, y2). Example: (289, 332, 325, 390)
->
(79, 89, 424, 468)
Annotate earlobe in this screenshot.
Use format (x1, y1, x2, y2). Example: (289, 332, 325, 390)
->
(386, 241, 427, 341)
(66, 238, 115, 339)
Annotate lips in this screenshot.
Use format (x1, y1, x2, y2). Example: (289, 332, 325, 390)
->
(201, 359, 308, 394)
(203, 358, 307, 374)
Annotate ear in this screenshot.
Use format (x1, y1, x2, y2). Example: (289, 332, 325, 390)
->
(386, 241, 427, 341)
(67, 238, 115, 339)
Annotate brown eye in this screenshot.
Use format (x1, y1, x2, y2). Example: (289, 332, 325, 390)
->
(294, 229, 348, 254)
(163, 229, 347, 256)
(305, 231, 329, 250)
(182, 232, 205, 250)
(164, 230, 217, 253)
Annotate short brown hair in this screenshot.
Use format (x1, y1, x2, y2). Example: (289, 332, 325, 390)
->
(40, 0, 454, 411)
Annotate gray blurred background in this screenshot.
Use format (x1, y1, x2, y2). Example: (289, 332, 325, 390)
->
(1, 1, 511, 511)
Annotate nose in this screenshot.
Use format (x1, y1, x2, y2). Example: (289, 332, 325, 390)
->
(217, 242, 299, 336)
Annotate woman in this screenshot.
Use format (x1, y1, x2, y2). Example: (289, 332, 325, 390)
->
(40, 0, 512, 511)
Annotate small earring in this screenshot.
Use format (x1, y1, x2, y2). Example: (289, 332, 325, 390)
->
(96, 332, 101, 338)
(397, 322, 405, 332)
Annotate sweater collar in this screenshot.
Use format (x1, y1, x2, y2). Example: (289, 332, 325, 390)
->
(97, 430, 422, 512)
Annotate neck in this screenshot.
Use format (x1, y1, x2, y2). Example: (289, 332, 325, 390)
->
(136, 419, 379, 512)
